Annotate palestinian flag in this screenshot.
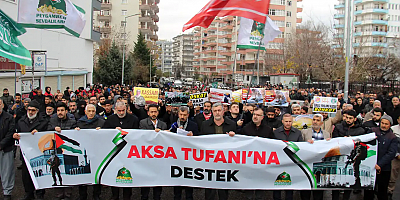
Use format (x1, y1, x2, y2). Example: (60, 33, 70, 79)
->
(55, 133, 82, 154)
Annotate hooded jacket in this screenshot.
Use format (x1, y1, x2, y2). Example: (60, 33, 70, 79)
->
(0, 111, 15, 152)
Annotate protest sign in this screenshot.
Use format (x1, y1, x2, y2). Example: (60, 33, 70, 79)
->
(209, 89, 232, 103)
(313, 97, 338, 113)
(133, 87, 159, 105)
(242, 88, 265, 104)
(20, 130, 377, 190)
(292, 115, 314, 130)
(165, 92, 190, 106)
(189, 92, 208, 107)
(264, 90, 290, 107)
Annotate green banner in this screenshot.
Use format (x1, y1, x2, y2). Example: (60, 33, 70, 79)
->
(0, 9, 32, 66)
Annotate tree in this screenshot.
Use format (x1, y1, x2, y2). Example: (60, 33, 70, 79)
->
(132, 33, 156, 83)
(94, 41, 134, 85)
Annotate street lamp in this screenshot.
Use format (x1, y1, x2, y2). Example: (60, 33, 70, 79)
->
(122, 13, 140, 85)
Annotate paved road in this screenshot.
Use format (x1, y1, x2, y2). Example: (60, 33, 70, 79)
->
(1, 150, 400, 200)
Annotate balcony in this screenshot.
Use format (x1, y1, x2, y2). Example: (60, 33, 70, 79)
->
(334, 4, 345, 9)
(353, 42, 387, 48)
(101, 3, 112, 10)
(354, 9, 388, 15)
(139, 28, 152, 35)
(334, 14, 345, 19)
(354, 31, 387, 37)
(140, 16, 152, 23)
(354, 20, 388, 26)
(97, 15, 111, 22)
(355, 0, 389, 4)
(333, 34, 344, 38)
(100, 26, 111, 33)
(140, 4, 151, 10)
(152, 14, 159, 22)
(153, 24, 158, 31)
(150, 34, 158, 41)
(333, 24, 345, 29)
(152, 4, 159, 13)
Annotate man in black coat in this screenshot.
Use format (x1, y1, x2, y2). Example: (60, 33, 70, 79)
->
(365, 115, 398, 200)
(199, 102, 236, 200)
(362, 107, 383, 131)
(169, 106, 199, 200)
(138, 104, 166, 200)
(194, 101, 213, 131)
(103, 101, 139, 200)
(273, 113, 302, 200)
(241, 107, 273, 200)
(0, 99, 15, 200)
(263, 107, 283, 129)
(331, 109, 366, 200)
(386, 97, 400, 125)
(75, 104, 104, 200)
(13, 100, 49, 200)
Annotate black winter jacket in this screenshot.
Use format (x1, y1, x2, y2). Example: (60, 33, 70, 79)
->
(199, 117, 236, 135)
(332, 121, 366, 138)
(263, 117, 283, 129)
(77, 116, 105, 129)
(0, 112, 15, 152)
(386, 105, 400, 125)
(17, 113, 49, 133)
(48, 116, 77, 130)
(242, 120, 274, 139)
(369, 127, 398, 171)
(104, 113, 139, 129)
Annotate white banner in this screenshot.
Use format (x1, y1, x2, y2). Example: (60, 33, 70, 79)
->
(209, 88, 232, 104)
(18, 0, 86, 37)
(19, 130, 377, 190)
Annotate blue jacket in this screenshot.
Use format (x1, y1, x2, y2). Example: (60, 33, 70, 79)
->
(368, 127, 398, 171)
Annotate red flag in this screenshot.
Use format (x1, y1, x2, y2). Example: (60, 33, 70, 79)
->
(183, 0, 271, 32)
(54, 134, 65, 148)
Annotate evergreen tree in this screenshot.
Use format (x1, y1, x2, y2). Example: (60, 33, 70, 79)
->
(132, 33, 155, 83)
(95, 42, 133, 85)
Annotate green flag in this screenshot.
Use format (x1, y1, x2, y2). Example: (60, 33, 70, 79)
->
(211, 82, 218, 88)
(0, 9, 32, 66)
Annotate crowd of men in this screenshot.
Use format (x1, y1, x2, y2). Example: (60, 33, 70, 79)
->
(0, 84, 399, 200)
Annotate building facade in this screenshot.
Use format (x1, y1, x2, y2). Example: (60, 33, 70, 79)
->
(334, 0, 400, 57)
(172, 34, 195, 78)
(192, 0, 303, 85)
(0, 0, 100, 96)
(156, 40, 173, 75)
(94, 0, 159, 51)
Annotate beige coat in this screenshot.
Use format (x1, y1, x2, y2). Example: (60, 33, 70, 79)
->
(301, 128, 331, 141)
(321, 109, 342, 134)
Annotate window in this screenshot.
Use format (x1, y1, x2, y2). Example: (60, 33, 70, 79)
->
(286, 22, 291, 27)
(288, 0, 292, 6)
(121, 21, 126, 27)
(122, 0, 128, 3)
(287, 11, 292, 17)
(281, 0, 285, 5)
(269, 9, 276, 15)
(121, 10, 127, 15)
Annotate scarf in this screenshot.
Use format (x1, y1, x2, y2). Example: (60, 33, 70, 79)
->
(203, 112, 212, 120)
(177, 120, 188, 130)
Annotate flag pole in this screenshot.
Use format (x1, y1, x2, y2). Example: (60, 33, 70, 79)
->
(232, 16, 238, 89)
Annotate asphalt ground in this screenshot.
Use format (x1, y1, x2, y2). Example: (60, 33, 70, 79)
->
(1, 149, 399, 200)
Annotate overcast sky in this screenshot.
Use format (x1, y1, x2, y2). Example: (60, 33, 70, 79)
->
(157, 0, 338, 40)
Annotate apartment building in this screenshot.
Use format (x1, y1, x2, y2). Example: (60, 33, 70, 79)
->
(156, 40, 173, 74)
(193, 0, 303, 85)
(334, 0, 400, 57)
(94, 0, 159, 51)
(172, 34, 195, 78)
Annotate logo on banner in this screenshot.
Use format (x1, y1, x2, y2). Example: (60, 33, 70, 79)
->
(274, 171, 291, 186)
(37, 0, 67, 16)
(116, 167, 133, 184)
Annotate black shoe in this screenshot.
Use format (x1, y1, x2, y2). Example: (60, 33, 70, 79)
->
(353, 189, 361, 194)
(388, 193, 393, 200)
(19, 194, 34, 200)
(60, 181, 63, 185)
(52, 182, 57, 186)
(4, 195, 11, 200)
